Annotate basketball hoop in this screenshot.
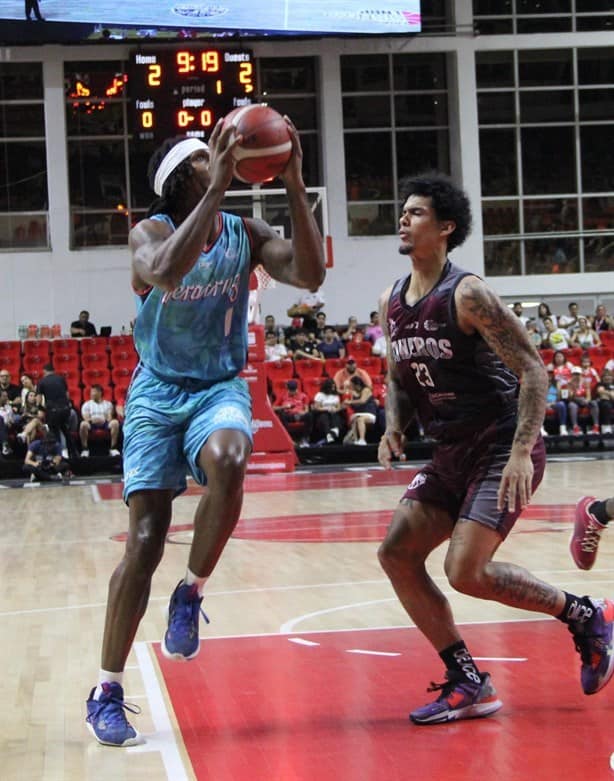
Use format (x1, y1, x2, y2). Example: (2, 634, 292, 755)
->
(248, 265, 276, 324)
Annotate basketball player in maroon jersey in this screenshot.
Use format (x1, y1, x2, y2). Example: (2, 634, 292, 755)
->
(376, 173, 614, 725)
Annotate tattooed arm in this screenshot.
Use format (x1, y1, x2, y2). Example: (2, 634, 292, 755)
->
(455, 275, 548, 511)
(377, 287, 416, 469)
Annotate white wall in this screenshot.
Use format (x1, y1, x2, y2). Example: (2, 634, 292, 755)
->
(0, 29, 612, 338)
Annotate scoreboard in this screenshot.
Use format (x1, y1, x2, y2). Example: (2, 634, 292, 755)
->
(128, 48, 255, 142)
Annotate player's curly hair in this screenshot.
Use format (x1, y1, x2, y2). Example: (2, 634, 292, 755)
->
(399, 172, 472, 251)
(146, 135, 197, 218)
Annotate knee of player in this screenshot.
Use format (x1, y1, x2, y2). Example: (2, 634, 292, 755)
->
(203, 445, 249, 485)
(444, 557, 486, 597)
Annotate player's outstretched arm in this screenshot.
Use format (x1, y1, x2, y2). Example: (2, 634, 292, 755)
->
(455, 275, 548, 510)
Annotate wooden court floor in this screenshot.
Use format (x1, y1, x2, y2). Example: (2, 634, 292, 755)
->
(1, 455, 614, 781)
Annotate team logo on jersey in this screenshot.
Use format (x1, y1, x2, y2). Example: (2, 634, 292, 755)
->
(423, 319, 446, 332)
(211, 406, 250, 428)
(388, 318, 399, 339)
(407, 472, 427, 491)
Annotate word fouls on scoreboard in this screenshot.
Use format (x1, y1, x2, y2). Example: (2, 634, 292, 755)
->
(130, 49, 254, 142)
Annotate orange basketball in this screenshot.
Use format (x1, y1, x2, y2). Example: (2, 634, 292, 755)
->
(224, 104, 292, 184)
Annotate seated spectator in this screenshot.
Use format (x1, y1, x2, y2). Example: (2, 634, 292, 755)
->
(342, 376, 378, 445)
(340, 315, 360, 343)
(570, 316, 601, 349)
(592, 304, 614, 333)
(535, 302, 557, 336)
(551, 350, 575, 387)
(542, 317, 570, 350)
(264, 314, 286, 345)
(286, 289, 325, 337)
(22, 430, 72, 482)
(272, 379, 312, 447)
(558, 301, 581, 335)
(70, 309, 97, 337)
(365, 311, 384, 343)
(314, 311, 328, 341)
(543, 366, 568, 436)
(18, 373, 36, 407)
(317, 326, 345, 359)
(288, 328, 322, 360)
(16, 390, 46, 445)
(594, 368, 613, 435)
(311, 378, 344, 444)
(564, 366, 600, 435)
(0, 369, 20, 405)
(0, 389, 15, 456)
(79, 384, 121, 457)
(333, 357, 372, 396)
(264, 330, 289, 362)
(512, 301, 530, 326)
(579, 351, 601, 394)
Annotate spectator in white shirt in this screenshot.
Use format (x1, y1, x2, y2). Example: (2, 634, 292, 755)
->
(264, 330, 289, 362)
(79, 384, 120, 458)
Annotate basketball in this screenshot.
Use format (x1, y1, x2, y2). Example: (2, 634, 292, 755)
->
(223, 104, 292, 184)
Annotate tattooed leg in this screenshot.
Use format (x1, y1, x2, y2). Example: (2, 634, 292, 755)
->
(444, 520, 566, 616)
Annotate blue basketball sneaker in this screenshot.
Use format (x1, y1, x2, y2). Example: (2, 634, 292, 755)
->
(162, 580, 210, 661)
(86, 682, 143, 747)
(410, 671, 502, 725)
(570, 597, 614, 695)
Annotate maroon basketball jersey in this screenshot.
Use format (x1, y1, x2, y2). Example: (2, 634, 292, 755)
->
(386, 260, 518, 442)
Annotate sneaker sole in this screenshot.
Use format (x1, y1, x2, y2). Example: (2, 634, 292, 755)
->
(160, 635, 200, 661)
(569, 495, 598, 571)
(86, 721, 144, 747)
(410, 697, 503, 725)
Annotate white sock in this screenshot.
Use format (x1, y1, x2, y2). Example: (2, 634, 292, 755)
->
(185, 568, 208, 597)
(94, 669, 123, 699)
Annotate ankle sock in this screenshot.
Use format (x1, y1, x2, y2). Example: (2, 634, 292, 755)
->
(439, 641, 481, 685)
(185, 568, 208, 597)
(94, 669, 123, 700)
(558, 592, 595, 626)
(589, 500, 610, 525)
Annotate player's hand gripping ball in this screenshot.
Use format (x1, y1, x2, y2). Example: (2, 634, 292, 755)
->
(223, 104, 292, 184)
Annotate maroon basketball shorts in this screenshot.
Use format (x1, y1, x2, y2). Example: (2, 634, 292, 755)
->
(402, 419, 546, 539)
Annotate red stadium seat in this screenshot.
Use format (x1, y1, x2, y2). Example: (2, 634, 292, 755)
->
(51, 338, 80, 358)
(80, 336, 109, 355)
(587, 346, 611, 375)
(562, 347, 583, 364)
(324, 358, 345, 377)
(0, 340, 22, 362)
(110, 350, 138, 372)
(67, 384, 82, 406)
(81, 352, 109, 371)
(539, 348, 554, 366)
(293, 358, 324, 382)
(600, 331, 614, 350)
(355, 356, 383, 377)
(109, 334, 135, 355)
(23, 339, 51, 361)
(23, 354, 48, 380)
(345, 340, 373, 359)
(0, 356, 21, 377)
(264, 359, 294, 384)
(81, 367, 111, 388)
(56, 366, 80, 387)
(53, 352, 80, 374)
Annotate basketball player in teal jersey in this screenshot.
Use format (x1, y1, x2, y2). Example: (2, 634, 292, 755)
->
(376, 173, 614, 725)
(86, 118, 325, 746)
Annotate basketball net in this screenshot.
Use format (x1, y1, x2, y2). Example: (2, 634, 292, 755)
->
(248, 265, 276, 324)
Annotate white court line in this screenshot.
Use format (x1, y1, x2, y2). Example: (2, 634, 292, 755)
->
(288, 637, 320, 646)
(130, 642, 189, 780)
(347, 649, 400, 657)
(90, 484, 101, 503)
(280, 598, 396, 633)
(473, 656, 527, 662)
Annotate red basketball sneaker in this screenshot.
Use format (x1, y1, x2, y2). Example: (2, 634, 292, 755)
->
(570, 496, 606, 570)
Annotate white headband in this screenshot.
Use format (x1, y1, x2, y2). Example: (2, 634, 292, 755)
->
(153, 138, 209, 196)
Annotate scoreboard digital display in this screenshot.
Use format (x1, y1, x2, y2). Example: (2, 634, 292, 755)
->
(128, 48, 255, 143)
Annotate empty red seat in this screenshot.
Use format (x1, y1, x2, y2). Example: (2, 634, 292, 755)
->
(110, 350, 138, 372)
(80, 336, 109, 355)
(355, 356, 383, 377)
(109, 334, 135, 355)
(302, 376, 326, 402)
(293, 358, 324, 381)
(53, 353, 80, 374)
(264, 359, 294, 383)
(0, 340, 21, 362)
(23, 339, 51, 361)
(23, 354, 48, 379)
(81, 367, 111, 388)
(0, 356, 20, 377)
(345, 340, 373, 359)
(600, 331, 614, 350)
(52, 338, 80, 357)
(81, 352, 109, 371)
(324, 358, 345, 377)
